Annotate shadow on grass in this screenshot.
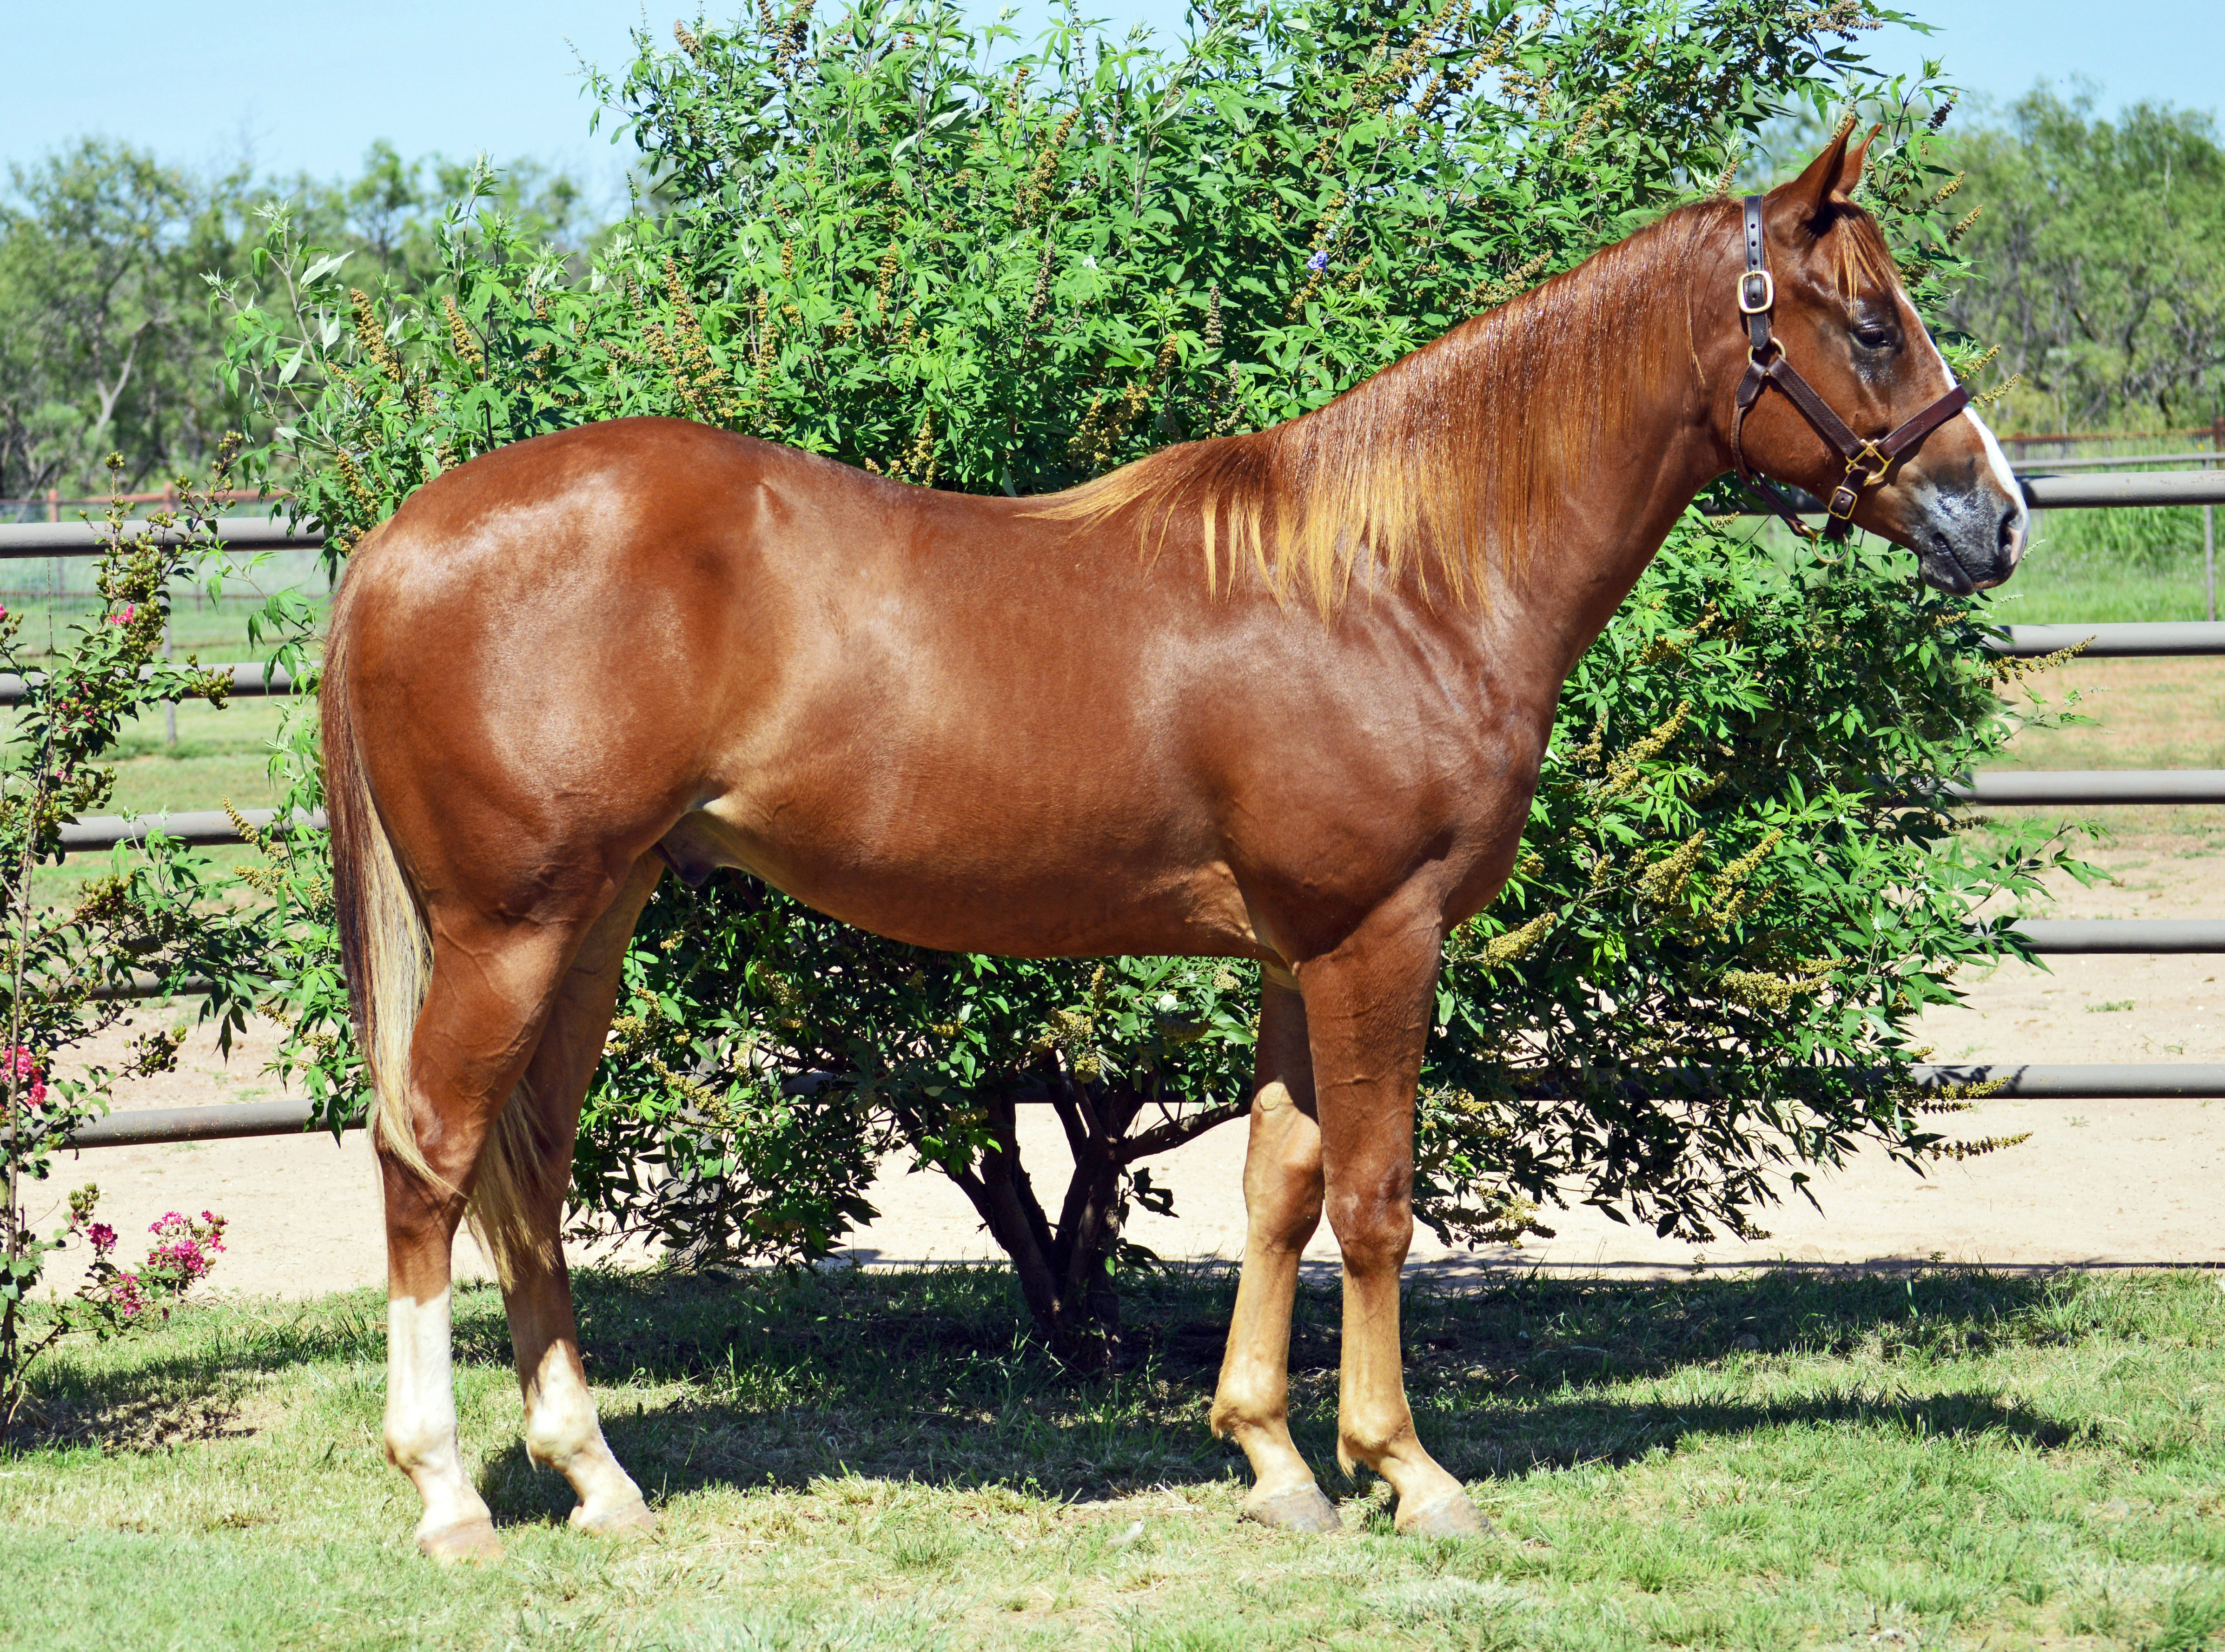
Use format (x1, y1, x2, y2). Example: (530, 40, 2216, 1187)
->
(15, 1258, 2172, 1513)
(466, 1261, 2113, 1523)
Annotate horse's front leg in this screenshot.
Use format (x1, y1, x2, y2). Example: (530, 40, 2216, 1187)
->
(1211, 965, 1338, 1531)
(1302, 923, 1490, 1537)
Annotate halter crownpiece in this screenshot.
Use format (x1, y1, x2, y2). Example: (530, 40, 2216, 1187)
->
(1730, 193, 1971, 543)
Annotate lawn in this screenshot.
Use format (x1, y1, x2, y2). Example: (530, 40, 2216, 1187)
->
(6, 1262, 2224, 1650)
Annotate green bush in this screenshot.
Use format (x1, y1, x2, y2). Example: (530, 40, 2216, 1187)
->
(216, 0, 2077, 1354)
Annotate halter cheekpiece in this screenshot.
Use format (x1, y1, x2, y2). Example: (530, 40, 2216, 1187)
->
(1730, 193, 1971, 542)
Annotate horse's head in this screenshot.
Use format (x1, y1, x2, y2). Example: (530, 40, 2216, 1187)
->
(1725, 127, 2026, 595)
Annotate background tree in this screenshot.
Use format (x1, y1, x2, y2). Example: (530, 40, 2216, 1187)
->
(1937, 84, 2225, 433)
(0, 141, 606, 502)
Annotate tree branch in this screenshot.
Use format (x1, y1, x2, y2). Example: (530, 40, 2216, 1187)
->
(1118, 1098, 1250, 1162)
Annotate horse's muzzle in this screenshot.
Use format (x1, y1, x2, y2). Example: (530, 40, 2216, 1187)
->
(1904, 462, 2027, 595)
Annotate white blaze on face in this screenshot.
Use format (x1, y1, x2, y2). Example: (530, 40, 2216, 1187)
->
(1910, 311, 2029, 566)
(385, 1289, 491, 1537)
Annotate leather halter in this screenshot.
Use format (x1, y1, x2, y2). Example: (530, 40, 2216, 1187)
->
(1730, 194, 1971, 542)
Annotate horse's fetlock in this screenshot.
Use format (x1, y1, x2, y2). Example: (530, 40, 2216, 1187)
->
(1337, 1404, 1417, 1469)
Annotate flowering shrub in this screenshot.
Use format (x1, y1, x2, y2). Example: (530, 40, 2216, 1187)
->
(5, 1049, 44, 1111)
(88, 1206, 228, 1324)
(0, 451, 270, 1426)
(218, 0, 2070, 1353)
(1, 1187, 226, 1428)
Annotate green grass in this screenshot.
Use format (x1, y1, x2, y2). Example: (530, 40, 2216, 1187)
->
(1987, 570, 2211, 625)
(1984, 499, 2220, 624)
(7, 1263, 2225, 1650)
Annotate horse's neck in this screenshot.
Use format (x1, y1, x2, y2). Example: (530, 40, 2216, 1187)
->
(1454, 259, 1729, 677)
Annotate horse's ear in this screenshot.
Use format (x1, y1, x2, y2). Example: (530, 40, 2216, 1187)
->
(1778, 120, 1880, 231)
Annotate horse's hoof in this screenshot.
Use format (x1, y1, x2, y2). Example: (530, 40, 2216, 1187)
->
(418, 1516, 505, 1563)
(1240, 1485, 1342, 1534)
(571, 1497, 658, 1539)
(1397, 1491, 1493, 1538)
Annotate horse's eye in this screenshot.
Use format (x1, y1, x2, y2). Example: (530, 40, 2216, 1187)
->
(1852, 317, 1899, 351)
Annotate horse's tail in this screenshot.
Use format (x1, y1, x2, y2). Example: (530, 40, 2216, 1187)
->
(325, 522, 555, 1285)
(324, 522, 442, 1199)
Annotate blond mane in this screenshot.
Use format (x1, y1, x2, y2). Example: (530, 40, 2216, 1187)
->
(1032, 194, 1888, 611)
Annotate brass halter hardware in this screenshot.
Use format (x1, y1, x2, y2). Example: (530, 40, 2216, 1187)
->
(1729, 193, 1972, 544)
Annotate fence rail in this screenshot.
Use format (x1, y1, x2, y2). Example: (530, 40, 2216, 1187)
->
(2020, 471, 2225, 508)
(59, 807, 324, 854)
(0, 661, 299, 707)
(2010, 451, 2221, 471)
(1986, 622, 2225, 658)
(0, 469, 2218, 562)
(1953, 771, 2225, 806)
(1980, 919, 2225, 954)
(0, 516, 321, 557)
(14, 468, 2225, 1114)
(48, 1060, 2225, 1151)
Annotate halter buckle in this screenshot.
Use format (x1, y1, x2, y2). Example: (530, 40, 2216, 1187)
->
(1736, 270, 1775, 315)
(1826, 482, 1861, 521)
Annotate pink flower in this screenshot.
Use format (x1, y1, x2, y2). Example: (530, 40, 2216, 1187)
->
(107, 604, 136, 625)
(7, 1046, 42, 1108)
(87, 1222, 117, 1254)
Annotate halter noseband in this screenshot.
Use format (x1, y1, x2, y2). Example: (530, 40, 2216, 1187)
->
(1730, 193, 1971, 543)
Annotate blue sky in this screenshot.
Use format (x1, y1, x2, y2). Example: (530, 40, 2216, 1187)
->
(1, 0, 2216, 201)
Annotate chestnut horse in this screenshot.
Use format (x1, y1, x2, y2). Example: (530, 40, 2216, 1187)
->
(327, 131, 2024, 1559)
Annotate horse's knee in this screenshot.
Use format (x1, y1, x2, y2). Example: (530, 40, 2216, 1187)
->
(1248, 1160, 1324, 1245)
(1324, 1184, 1413, 1274)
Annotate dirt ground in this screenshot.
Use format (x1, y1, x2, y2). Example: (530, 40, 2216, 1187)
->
(23, 833, 2224, 1300)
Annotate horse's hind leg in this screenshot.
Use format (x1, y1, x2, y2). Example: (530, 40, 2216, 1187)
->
(381, 868, 650, 1562)
(1210, 966, 1340, 1532)
(485, 857, 662, 1537)
(382, 917, 581, 1562)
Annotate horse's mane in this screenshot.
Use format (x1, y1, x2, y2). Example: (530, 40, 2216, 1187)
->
(1032, 195, 1901, 611)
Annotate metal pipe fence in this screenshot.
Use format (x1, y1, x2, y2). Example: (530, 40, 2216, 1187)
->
(16, 463, 2225, 1130)
(0, 661, 299, 707)
(50, 1058, 2225, 1152)
(8, 468, 2221, 562)
(0, 517, 320, 556)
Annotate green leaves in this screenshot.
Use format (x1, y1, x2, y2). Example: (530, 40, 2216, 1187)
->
(0, 452, 268, 1407)
(1418, 524, 2089, 1245)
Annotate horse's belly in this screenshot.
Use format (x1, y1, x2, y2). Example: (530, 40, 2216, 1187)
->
(658, 794, 1265, 961)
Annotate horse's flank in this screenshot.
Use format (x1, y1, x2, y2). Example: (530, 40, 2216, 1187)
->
(1033, 199, 1742, 611)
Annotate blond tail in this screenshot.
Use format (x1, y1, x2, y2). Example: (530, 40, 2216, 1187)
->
(325, 526, 559, 1286)
(323, 533, 442, 1199)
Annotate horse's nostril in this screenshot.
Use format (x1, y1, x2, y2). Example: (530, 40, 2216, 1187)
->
(1998, 505, 2023, 562)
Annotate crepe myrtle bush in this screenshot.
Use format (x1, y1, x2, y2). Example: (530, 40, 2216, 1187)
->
(216, 0, 2072, 1355)
(0, 455, 262, 1427)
